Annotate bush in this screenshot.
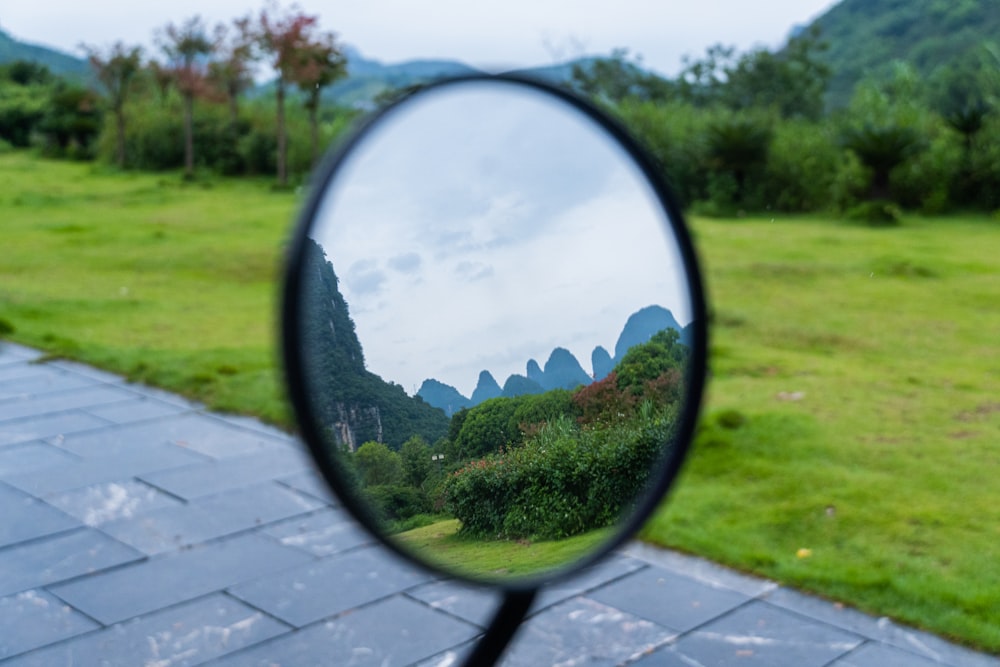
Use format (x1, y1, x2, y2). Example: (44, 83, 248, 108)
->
(846, 200, 903, 226)
(364, 484, 430, 521)
(93, 96, 359, 178)
(444, 412, 674, 540)
(614, 100, 710, 208)
(761, 120, 845, 212)
(890, 117, 962, 213)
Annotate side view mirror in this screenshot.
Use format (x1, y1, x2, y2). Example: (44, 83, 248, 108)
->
(281, 74, 707, 665)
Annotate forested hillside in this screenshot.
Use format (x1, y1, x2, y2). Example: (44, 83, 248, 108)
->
(810, 0, 1000, 108)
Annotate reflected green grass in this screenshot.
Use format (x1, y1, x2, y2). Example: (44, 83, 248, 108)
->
(394, 519, 612, 579)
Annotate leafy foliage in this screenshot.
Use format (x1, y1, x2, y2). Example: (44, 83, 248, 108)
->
(444, 333, 686, 540)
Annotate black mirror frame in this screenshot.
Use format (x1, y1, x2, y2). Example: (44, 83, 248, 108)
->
(281, 72, 708, 594)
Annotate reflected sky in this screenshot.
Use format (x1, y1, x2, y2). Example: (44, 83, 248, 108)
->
(310, 81, 691, 397)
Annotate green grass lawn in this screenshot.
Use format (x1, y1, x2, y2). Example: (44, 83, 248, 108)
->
(2, 152, 998, 651)
(0, 152, 295, 424)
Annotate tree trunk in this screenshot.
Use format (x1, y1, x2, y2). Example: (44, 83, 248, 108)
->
(183, 93, 195, 179)
(115, 107, 126, 168)
(228, 83, 239, 125)
(276, 79, 287, 187)
(308, 101, 319, 168)
(869, 169, 891, 201)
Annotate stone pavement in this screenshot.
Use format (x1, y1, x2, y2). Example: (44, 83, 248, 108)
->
(0, 341, 996, 667)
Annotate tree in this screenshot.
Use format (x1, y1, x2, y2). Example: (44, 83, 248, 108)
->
(2, 60, 52, 86)
(677, 27, 831, 120)
(146, 60, 174, 106)
(257, 4, 321, 186)
(0, 62, 50, 148)
(158, 16, 216, 179)
(291, 33, 346, 166)
(839, 65, 927, 202)
(209, 17, 257, 125)
(38, 84, 102, 157)
(83, 42, 142, 167)
(723, 26, 832, 120)
(569, 49, 673, 105)
(704, 113, 773, 205)
(676, 44, 737, 107)
(400, 435, 431, 488)
(354, 441, 404, 487)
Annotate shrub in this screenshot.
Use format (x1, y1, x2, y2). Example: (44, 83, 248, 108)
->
(364, 484, 430, 521)
(761, 120, 845, 212)
(846, 200, 903, 226)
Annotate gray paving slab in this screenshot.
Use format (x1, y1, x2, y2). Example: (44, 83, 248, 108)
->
(0, 385, 138, 423)
(0, 483, 80, 548)
(669, 600, 863, 667)
(48, 411, 289, 459)
(628, 645, 698, 666)
(761, 587, 1000, 667)
(0, 528, 142, 597)
(3, 441, 208, 496)
(0, 364, 39, 383)
(44, 479, 184, 527)
(229, 544, 434, 628)
(0, 369, 93, 399)
(209, 594, 482, 667)
(276, 468, 338, 502)
(0, 344, 42, 363)
(493, 597, 675, 667)
(0, 441, 78, 476)
(3, 593, 290, 666)
(406, 580, 502, 629)
(0, 411, 111, 447)
(533, 554, 649, 613)
(587, 564, 751, 633)
(49, 532, 314, 625)
(43, 358, 127, 384)
(0, 590, 98, 661)
(830, 641, 949, 667)
(82, 395, 189, 424)
(139, 446, 313, 500)
(262, 506, 374, 557)
(98, 481, 323, 555)
(625, 542, 779, 598)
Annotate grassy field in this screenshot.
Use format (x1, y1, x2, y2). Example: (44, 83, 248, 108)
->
(2, 152, 998, 651)
(0, 152, 294, 424)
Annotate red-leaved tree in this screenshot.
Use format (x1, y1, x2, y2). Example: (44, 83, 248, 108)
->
(291, 33, 346, 166)
(210, 17, 257, 125)
(158, 16, 216, 179)
(256, 4, 320, 186)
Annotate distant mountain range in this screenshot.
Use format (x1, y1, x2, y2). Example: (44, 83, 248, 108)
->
(0, 29, 89, 80)
(417, 305, 691, 416)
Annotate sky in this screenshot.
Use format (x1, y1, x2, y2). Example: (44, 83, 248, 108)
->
(305, 81, 692, 397)
(1, 0, 838, 76)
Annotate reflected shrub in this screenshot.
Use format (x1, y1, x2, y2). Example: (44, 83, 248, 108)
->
(444, 411, 674, 540)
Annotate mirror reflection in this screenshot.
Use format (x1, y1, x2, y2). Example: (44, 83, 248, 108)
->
(295, 80, 695, 581)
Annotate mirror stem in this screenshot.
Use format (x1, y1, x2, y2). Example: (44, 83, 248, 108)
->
(461, 588, 537, 667)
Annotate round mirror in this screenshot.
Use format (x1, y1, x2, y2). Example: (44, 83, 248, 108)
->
(282, 75, 706, 587)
